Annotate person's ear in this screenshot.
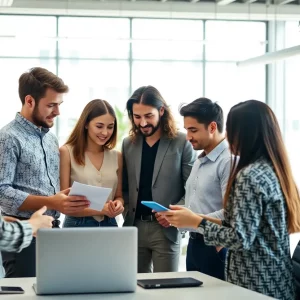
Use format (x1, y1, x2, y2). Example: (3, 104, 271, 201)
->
(209, 122, 217, 134)
(159, 106, 165, 117)
(24, 95, 35, 109)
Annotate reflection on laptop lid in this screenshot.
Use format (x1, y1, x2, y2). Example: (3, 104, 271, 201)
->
(33, 227, 137, 295)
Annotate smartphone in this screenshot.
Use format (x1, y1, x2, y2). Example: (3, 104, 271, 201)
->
(141, 201, 168, 212)
(0, 286, 24, 294)
(137, 277, 203, 289)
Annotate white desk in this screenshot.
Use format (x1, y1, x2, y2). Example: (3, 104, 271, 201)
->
(0, 271, 273, 299)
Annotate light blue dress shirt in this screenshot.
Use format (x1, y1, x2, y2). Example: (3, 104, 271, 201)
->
(185, 139, 232, 232)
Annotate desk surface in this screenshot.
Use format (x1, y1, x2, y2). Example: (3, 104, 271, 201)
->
(0, 271, 273, 299)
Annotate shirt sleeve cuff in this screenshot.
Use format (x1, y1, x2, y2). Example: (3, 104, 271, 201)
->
(15, 220, 33, 252)
(11, 192, 30, 212)
(205, 209, 224, 220)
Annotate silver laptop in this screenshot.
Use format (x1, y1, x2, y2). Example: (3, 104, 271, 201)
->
(33, 227, 137, 295)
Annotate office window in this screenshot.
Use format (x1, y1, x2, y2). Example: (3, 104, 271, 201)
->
(284, 22, 300, 185)
(0, 15, 56, 57)
(132, 61, 203, 127)
(0, 59, 56, 129)
(205, 63, 266, 117)
(285, 21, 300, 47)
(58, 17, 130, 59)
(285, 59, 300, 182)
(205, 21, 266, 61)
(57, 60, 130, 145)
(132, 19, 203, 60)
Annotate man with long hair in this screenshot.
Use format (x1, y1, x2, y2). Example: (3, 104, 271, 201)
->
(122, 86, 196, 273)
(0, 67, 90, 278)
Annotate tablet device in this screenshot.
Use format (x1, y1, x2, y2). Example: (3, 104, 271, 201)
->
(141, 201, 168, 212)
(137, 277, 203, 289)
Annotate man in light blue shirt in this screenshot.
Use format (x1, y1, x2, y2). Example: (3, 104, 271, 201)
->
(179, 98, 231, 280)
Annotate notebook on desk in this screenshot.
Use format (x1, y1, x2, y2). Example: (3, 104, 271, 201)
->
(33, 227, 137, 295)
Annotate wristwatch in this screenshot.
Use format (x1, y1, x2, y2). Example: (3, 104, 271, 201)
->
(198, 218, 207, 227)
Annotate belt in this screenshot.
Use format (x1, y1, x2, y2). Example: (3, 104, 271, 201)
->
(3, 214, 60, 228)
(190, 232, 204, 240)
(137, 214, 156, 222)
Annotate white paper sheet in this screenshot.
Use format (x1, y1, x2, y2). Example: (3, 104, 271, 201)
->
(69, 181, 112, 211)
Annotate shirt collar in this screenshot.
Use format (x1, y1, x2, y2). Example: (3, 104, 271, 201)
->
(199, 139, 228, 163)
(15, 113, 50, 136)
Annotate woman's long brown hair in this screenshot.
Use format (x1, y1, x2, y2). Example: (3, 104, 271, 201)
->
(225, 100, 300, 233)
(65, 99, 117, 165)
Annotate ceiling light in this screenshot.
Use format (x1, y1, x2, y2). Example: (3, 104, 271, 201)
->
(0, 0, 13, 6)
(237, 45, 300, 67)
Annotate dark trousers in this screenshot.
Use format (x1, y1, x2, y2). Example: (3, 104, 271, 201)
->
(2, 237, 36, 278)
(186, 234, 226, 280)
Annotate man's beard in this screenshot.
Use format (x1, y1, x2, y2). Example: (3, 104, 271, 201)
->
(32, 106, 54, 128)
(138, 118, 161, 137)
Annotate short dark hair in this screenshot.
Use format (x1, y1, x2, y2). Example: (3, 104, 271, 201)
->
(179, 97, 224, 133)
(18, 67, 69, 105)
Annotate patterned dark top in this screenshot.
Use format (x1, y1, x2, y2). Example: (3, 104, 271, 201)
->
(0, 113, 60, 219)
(202, 158, 295, 300)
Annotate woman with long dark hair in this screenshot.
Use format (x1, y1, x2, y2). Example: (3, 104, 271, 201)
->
(162, 100, 300, 299)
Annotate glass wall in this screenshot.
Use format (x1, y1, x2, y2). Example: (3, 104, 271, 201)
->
(57, 17, 131, 143)
(205, 20, 266, 118)
(0, 15, 266, 144)
(284, 21, 300, 185)
(0, 15, 57, 127)
(0, 14, 266, 271)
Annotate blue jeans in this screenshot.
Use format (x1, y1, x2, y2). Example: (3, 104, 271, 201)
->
(63, 216, 118, 228)
(186, 235, 226, 280)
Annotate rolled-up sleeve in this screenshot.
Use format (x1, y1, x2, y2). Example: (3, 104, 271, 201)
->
(0, 216, 33, 252)
(206, 209, 224, 220)
(0, 134, 29, 213)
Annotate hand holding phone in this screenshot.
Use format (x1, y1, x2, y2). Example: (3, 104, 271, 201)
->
(141, 201, 168, 212)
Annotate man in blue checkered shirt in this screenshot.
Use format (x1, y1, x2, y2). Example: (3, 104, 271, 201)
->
(0, 67, 90, 278)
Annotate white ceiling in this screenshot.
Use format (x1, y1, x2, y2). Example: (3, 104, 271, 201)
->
(0, 0, 299, 20)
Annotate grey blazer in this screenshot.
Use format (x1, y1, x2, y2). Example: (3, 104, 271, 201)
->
(122, 132, 196, 243)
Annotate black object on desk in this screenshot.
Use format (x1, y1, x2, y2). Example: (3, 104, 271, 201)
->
(137, 277, 203, 289)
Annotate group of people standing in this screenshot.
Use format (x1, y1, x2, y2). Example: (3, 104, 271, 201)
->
(0, 67, 299, 300)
